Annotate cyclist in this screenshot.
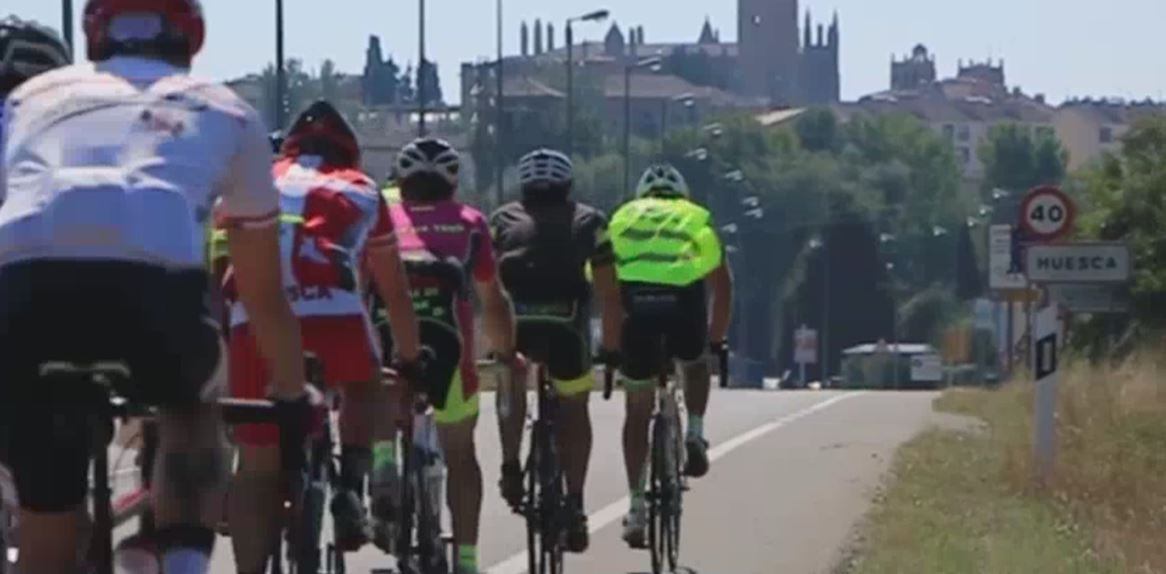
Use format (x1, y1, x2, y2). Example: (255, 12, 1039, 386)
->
(373, 137, 516, 574)
(0, 1, 311, 572)
(611, 164, 733, 548)
(489, 148, 623, 553)
(218, 100, 423, 572)
(0, 12, 71, 568)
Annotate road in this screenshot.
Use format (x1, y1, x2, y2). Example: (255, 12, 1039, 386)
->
(102, 389, 939, 573)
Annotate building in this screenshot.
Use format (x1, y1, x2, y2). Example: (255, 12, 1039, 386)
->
(461, 0, 843, 127)
(1054, 99, 1166, 171)
(891, 45, 936, 91)
(832, 45, 1055, 181)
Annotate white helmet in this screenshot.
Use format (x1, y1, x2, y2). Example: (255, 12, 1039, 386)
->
(396, 137, 460, 187)
(636, 164, 690, 198)
(517, 148, 573, 191)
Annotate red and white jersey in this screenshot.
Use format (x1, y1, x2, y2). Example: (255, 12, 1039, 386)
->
(225, 155, 395, 327)
(0, 57, 278, 268)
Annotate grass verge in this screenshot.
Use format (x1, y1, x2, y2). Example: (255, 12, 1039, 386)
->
(847, 349, 1166, 574)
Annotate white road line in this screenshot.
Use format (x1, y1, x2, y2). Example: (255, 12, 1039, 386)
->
(485, 392, 865, 574)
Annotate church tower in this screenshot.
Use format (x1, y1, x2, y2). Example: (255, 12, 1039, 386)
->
(738, 0, 799, 103)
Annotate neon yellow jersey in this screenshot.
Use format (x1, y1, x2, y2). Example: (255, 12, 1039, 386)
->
(382, 185, 402, 205)
(207, 213, 306, 264)
(609, 197, 722, 286)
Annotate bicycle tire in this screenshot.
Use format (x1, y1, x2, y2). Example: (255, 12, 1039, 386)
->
(398, 439, 417, 574)
(648, 412, 667, 574)
(415, 450, 448, 574)
(664, 405, 684, 572)
(540, 386, 566, 574)
(524, 441, 540, 574)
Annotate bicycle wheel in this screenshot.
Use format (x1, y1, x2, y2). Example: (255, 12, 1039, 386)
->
(539, 431, 565, 574)
(398, 443, 417, 574)
(415, 452, 447, 574)
(648, 413, 667, 574)
(664, 406, 684, 572)
(524, 438, 540, 574)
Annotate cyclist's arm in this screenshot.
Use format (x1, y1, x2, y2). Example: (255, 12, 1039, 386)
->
(588, 213, 623, 352)
(592, 262, 623, 352)
(218, 111, 305, 399)
(707, 259, 733, 343)
(475, 277, 516, 355)
(472, 219, 516, 354)
(366, 194, 421, 362)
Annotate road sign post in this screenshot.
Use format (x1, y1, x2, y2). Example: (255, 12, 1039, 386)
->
(1033, 303, 1060, 486)
(793, 325, 818, 387)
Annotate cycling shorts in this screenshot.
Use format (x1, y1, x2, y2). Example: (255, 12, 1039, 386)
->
(620, 281, 708, 387)
(514, 301, 595, 398)
(229, 315, 380, 445)
(0, 260, 221, 512)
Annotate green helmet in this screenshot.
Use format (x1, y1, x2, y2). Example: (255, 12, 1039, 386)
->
(636, 164, 690, 199)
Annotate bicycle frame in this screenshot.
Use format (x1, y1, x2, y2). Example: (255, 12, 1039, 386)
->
(387, 368, 448, 574)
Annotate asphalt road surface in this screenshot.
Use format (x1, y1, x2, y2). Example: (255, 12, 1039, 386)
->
(98, 389, 940, 574)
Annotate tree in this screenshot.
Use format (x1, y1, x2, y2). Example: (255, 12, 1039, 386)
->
(1073, 115, 1166, 356)
(979, 123, 1068, 196)
(319, 59, 339, 101)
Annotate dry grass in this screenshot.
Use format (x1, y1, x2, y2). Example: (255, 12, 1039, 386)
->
(938, 349, 1166, 573)
(850, 349, 1166, 573)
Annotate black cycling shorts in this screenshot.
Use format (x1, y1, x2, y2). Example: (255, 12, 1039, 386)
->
(620, 281, 708, 382)
(514, 300, 592, 384)
(0, 260, 221, 512)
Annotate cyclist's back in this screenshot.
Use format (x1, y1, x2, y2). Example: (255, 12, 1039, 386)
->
(0, 3, 309, 572)
(611, 164, 732, 548)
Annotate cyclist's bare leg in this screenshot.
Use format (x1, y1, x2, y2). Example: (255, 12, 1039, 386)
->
(681, 359, 711, 422)
(152, 405, 228, 571)
(622, 386, 654, 496)
(340, 380, 378, 490)
(557, 393, 592, 498)
(228, 445, 283, 573)
(438, 417, 482, 554)
(15, 508, 82, 574)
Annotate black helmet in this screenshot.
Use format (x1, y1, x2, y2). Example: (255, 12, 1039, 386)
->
(281, 100, 360, 166)
(0, 16, 71, 96)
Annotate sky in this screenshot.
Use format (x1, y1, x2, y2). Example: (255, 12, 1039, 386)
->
(8, 0, 1166, 105)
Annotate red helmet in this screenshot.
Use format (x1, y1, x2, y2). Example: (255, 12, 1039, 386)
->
(83, 0, 206, 62)
(281, 100, 361, 167)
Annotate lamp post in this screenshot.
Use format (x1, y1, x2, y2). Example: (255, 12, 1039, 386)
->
(659, 92, 694, 150)
(275, 0, 286, 130)
(565, 9, 609, 157)
(495, 0, 504, 205)
(623, 56, 661, 197)
(61, 0, 74, 60)
(417, 0, 428, 136)
(880, 233, 900, 388)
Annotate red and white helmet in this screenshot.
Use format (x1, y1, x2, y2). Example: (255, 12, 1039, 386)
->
(83, 0, 206, 62)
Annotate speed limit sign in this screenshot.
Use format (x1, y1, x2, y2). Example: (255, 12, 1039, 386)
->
(1020, 185, 1075, 241)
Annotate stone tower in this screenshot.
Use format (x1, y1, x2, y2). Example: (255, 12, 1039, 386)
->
(738, 0, 800, 103)
(799, 11, 840, 104)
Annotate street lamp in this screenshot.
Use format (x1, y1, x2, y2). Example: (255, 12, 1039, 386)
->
(623, 56, 662, 197)
(418, 0, 428, 136)
(61, 0, 74, 59)
(275, 0, 286, 130)
(660, 92, 695, 149)
(494, 0, 504, 205)
(565, 9, 610, 156)
(685, 148, 709, 161)
(703, 123, 725, 139)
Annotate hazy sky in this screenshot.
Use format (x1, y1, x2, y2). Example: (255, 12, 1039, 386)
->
(8, 0, 1165, 104)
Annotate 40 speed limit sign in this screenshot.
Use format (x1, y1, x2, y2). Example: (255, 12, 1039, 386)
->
(1020, 185, 1076, 241)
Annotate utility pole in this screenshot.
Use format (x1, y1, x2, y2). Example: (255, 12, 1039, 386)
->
(61, 0, 74, 60)
(495, 0, 505, 205)
(275, 0, 286, 130)
(418, 0, 427, 136)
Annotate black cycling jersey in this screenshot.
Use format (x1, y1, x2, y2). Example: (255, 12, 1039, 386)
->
(490, 199, 614, 307)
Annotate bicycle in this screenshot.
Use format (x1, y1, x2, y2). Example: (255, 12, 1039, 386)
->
(491, 355, 613, 574)
(381, 365, 451, 574)
(616, 341, 728, 574)
(101, 361, 345, 574)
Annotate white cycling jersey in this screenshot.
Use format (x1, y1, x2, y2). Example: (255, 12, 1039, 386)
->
(0, 56, 278, 269)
